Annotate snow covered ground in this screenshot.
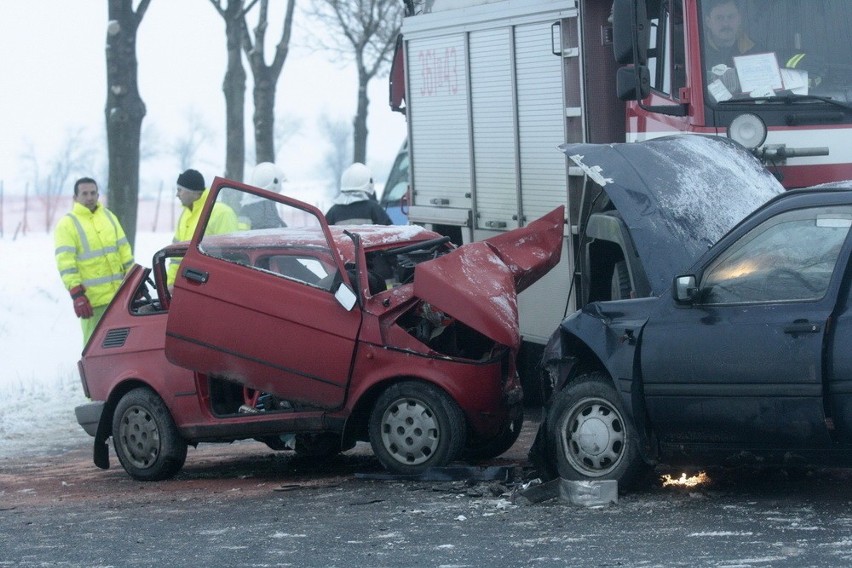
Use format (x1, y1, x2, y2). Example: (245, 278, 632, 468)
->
(0, 231, 169, 458)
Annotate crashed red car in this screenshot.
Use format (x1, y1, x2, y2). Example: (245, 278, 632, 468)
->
(74, 178, 563, 480)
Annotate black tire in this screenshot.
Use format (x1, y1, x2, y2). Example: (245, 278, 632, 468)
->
(463, 412, 523, 461)
(368, 381, 466, 475)
(546, 372, 646, 488)
(112, 387, 188, 481)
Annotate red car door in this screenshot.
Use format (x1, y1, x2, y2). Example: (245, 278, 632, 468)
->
(164, 179, 361, 410)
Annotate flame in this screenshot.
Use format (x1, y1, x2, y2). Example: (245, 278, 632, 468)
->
(661, 471, 710, 487)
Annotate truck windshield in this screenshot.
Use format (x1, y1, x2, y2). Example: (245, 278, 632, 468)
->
(700, 0, 852, 105)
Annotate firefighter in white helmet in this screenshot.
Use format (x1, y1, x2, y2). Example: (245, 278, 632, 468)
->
(241, 162, 287, 229)
(325, 163, 393, 226)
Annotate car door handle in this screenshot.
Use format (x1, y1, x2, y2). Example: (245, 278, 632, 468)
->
(784, 321, 821, 334)
(183, 267, 209, 284)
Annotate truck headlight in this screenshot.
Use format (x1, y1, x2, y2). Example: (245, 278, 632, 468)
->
(727, 113, 767, 150)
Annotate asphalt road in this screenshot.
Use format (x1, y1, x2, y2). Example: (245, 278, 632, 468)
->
(3, 413, 852, 567)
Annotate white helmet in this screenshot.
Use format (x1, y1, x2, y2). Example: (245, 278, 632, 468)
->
(340, 162, 374, 193)
(250, 162, 286, 193)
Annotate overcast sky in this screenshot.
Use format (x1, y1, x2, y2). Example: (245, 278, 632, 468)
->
(0, 1, 407, 198)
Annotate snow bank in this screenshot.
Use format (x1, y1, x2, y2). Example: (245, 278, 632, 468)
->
(0, 231, 169, 457)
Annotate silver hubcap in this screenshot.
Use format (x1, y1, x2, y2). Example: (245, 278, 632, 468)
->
(118, 405, 161, 469)
(380, 398, 440, 466)
(560, 398, 625, 476)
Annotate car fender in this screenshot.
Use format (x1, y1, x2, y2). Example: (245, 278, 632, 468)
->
(341, 341, 514, 441)
(90, 377, 177, 470)
(549, 297, 659, 460)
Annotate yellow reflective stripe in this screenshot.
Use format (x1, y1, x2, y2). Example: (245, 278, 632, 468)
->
(82, 272, 126, 287)
(786, 53, 806, 68)
(65, 213, 91, 253)
(78, 245, 120, 261)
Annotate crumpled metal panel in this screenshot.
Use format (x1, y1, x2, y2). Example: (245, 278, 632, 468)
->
(413, 207, 564, 347)
(563, 135, 784, 294)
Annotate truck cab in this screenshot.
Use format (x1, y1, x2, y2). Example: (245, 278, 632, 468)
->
(615, 0, 852, 187)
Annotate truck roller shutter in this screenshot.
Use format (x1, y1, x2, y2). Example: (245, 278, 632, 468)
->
(406, 33, 472, 217)
(469, 28, 519, 231)
(515, 21, 570, 225)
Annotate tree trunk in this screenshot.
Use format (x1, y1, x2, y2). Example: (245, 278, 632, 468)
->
(353, 65, 370, 164)
(222, 1, 247, 181)
(243, 0, 295, 166)
(253, 68, 277, 164)
(105, 0, 150, 250)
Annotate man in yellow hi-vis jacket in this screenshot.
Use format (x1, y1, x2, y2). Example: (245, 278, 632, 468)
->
(54, 177, 134, 344)
(167, 169, 238, 286)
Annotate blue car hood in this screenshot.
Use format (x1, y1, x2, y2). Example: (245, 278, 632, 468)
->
(563, 135, 784, 295)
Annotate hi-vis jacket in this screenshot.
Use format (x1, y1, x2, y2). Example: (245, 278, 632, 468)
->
(167, 188, 239, 285)
(54, 202, 134, 308)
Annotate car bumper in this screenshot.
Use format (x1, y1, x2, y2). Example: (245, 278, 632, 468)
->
(75, 401, 104, 437)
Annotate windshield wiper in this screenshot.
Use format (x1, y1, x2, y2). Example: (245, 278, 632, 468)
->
(720, 93, 852, 111)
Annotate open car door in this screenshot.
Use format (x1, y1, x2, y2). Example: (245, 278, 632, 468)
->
(164, 178, 361, 410)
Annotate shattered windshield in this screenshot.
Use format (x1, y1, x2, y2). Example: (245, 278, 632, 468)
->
(700, 0, 852, 104)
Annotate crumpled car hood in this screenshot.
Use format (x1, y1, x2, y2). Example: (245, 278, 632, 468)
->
(412, 207, 564, 348)
(563, 135, 784, 295)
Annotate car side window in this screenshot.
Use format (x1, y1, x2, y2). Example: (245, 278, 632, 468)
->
(198, 187, 340, 292)
(701, 206, 852, 304)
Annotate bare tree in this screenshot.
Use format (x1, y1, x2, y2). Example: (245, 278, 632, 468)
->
(140, 122, 162, 163)
(307, 0, 402, 163)
(318, 115, 352, 194)
(243, 0, 297, 164)
(106, 0, 152, 250)
(273, 114, 302, 162)
(209, 0, 257, 181)
(173, 109, 215, 172)
(21, 130, 95, 232)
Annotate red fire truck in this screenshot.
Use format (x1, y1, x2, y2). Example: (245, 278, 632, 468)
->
(390, 0, 852, 386)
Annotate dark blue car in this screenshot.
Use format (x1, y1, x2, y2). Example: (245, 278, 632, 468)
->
(532, 136, 852, 488)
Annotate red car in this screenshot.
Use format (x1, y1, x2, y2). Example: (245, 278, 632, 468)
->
(75, 178, 563, 480)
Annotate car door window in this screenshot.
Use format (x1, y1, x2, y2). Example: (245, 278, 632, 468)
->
(701, 205, 852, 304)
(198, 186, 339, 292)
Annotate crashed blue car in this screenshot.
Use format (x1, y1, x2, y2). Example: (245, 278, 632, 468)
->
(532, 135, 852, 488)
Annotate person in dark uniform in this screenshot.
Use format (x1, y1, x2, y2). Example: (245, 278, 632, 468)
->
(325, 163, 393, 226)
(241, 162, 287, 229)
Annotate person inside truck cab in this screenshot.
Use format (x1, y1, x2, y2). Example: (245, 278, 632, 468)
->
(702, 0, 757, 89)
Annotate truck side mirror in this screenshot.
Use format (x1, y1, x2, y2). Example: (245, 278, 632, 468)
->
(612, 0, 649, 65)
(674, 275, 698, 304)
(616, 66, 650, 100)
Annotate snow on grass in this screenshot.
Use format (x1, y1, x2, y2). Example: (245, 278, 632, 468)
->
(0, 231, 170, 457)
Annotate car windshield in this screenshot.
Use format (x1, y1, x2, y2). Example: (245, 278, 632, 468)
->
(700, 0, 852, 104)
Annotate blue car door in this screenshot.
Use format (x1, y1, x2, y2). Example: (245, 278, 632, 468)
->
(641, 203, 852, 449)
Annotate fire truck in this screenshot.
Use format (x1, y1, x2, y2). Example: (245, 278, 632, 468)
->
(389, 0, 852, 386)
